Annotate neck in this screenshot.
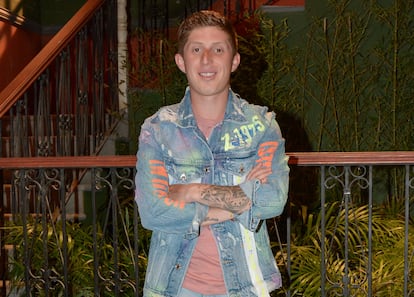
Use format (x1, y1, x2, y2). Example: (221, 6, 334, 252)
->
(194, 112, 223, 140)
(191, 95, 227, 139)
(191, 92, 228, 121)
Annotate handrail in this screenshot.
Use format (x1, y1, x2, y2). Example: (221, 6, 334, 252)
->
(0, 0, 104, 117)
(1, 151, 414, 169)
(286, 151, 414, 165)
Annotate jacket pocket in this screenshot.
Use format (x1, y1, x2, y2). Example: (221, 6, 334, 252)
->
(218, 150, 256, 178)
(165, 157, 210, 184)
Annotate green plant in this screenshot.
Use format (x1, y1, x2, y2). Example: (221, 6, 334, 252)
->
(5, 219, 95, 296)
(258, 0, 414, 152)
(4, 200, 151, 296)
(274, 201, 413, 296)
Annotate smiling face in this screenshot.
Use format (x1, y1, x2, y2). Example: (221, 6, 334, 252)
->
(175, 26, 240, 101)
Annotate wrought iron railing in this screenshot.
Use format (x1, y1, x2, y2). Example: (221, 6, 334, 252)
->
(0, 152, 413, 296)
(0, 0, 119, 295)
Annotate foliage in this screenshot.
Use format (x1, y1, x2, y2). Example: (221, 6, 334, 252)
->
(5, 219, 95, 296)
(231, 12, 270, 105)
(274, 201, 413, 296)
(4, 201, 150, 296)
(258, 0, 414, 152)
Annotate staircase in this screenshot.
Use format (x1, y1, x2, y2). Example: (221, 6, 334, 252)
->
(0, 0, 123, 294)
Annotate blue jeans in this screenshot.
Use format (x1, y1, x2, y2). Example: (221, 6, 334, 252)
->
(178, 287, 228, 297)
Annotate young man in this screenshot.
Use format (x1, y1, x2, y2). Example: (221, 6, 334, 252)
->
(135, 10, 289, 297)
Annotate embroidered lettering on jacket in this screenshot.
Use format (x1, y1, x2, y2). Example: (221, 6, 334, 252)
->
(221, 115, 266, 151)
(149, 159, 185, 209)
(257, 141, 279, 168)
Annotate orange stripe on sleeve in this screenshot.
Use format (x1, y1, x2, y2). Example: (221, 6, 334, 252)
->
(150, 160, 168, 177)
(149, 159, 185, 209)
(257, 141, 279, 168)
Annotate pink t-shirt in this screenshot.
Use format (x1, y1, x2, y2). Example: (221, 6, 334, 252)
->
(182, 226, 227, 294)
(183, 115, 227, 294)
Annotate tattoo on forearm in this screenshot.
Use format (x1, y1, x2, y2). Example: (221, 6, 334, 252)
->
(204, 216, 219, 223)
(203, 212, 233, 225)
(200, 186, 250, 213)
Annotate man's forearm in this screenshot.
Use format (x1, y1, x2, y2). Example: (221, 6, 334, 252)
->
(198, 184, 251, 214)
(169, 183, 251, 214)
(202, 207, 235, 225)
(168, 163, 271, 213)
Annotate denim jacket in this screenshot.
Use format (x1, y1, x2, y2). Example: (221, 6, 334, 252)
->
(135, 88, 290, 297)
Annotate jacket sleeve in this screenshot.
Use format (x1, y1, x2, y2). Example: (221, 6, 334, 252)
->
(134, 123, 206, 237)
(237, 112, 290, 232)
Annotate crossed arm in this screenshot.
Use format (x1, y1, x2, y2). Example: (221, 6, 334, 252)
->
(168, 163, 272, 225)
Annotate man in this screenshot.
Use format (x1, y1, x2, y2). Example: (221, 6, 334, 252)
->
(135, 10, 289, 297)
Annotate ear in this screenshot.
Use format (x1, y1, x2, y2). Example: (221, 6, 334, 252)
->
(231, 52, 241, 72)
(175, 53, 186, 73)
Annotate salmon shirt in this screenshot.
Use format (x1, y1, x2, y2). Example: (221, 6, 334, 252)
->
(135, 87, 290, 297)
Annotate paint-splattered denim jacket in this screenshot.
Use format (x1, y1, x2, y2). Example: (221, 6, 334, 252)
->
(135, 88, 290, 297)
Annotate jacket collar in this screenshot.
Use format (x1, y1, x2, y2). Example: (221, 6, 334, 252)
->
(177, 87, 248, 128)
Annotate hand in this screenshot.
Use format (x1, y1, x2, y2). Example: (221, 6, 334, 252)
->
(246, 163, 272, 184)
(168, 184, 193, 203)
(169, 183, 207, 204)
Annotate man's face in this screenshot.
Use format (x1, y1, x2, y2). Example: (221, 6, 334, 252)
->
(175, 26, 240, 100)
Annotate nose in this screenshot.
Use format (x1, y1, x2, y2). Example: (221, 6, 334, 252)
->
(201, 49, 211, 64)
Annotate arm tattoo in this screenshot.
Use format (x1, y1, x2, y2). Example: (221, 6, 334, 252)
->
(204, 216, 220, 224)
(200, 185, 250, 213)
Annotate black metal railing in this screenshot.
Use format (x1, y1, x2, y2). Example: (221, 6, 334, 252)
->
(0, 1, 120, 295)
(1, 152, 413, 296)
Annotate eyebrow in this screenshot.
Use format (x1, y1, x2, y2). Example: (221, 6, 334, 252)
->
(186, 40, 231, 47)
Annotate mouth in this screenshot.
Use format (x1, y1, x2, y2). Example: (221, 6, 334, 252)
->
(199, 72, 216, 78)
